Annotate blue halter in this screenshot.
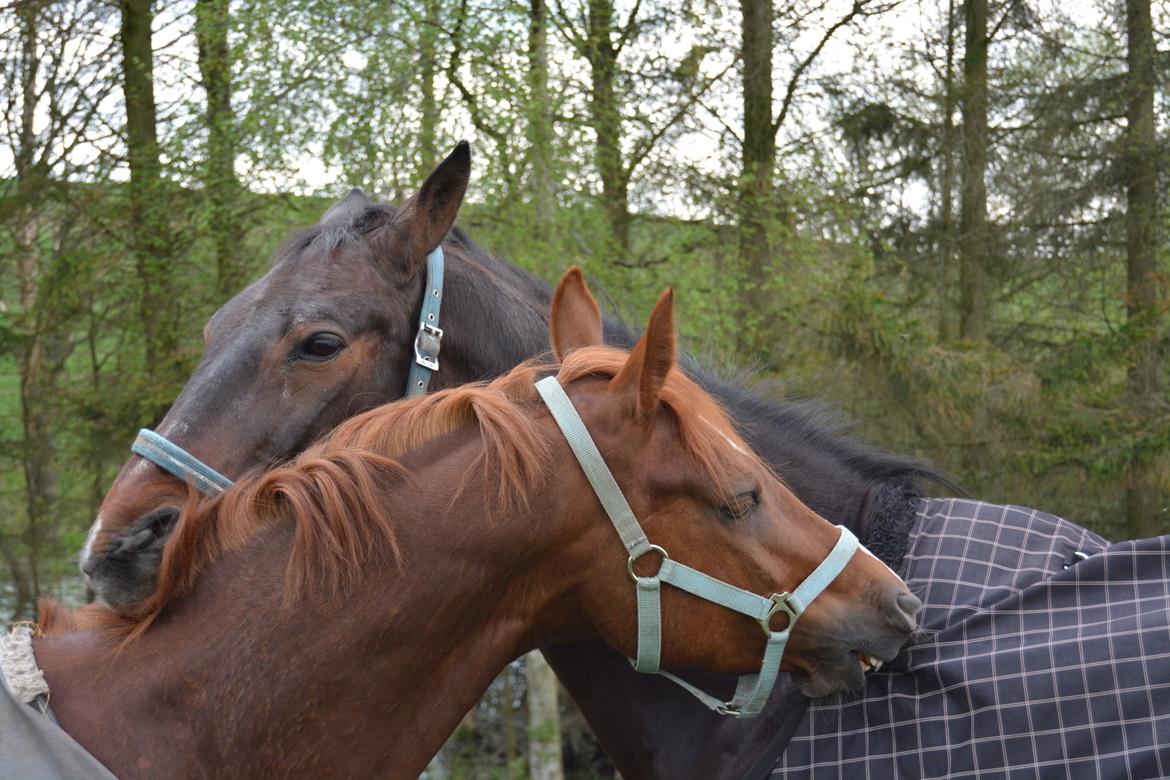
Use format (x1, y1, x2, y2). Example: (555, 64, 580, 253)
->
(131, 247, 446, 495)
(535, 375, 859, 718)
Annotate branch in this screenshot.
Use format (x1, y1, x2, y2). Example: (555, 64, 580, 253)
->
(444, 0, 507, 147)
(772, 0, 893, 138)
(548, 0, 586, 54)
(627, 59, 735, 176)
(615, 0, 643, 55)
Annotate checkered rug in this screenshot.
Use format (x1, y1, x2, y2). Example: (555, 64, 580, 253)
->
(773, 498, 1170, 779)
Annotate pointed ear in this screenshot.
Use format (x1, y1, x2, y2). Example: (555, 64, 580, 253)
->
(320, 188, 370, 226)
(550, 267, 603, 360)
(380, 141, 471, 274)
(611, 289, 675, 420)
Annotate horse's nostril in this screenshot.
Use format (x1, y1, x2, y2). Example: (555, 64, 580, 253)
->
(147, 507, 181, 533)
(894, 592, 923, 629)
(80, 554, 99, 577)
(897, 592, 923, 617)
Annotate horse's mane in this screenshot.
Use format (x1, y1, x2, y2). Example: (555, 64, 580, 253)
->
(47, 345, 760, 641)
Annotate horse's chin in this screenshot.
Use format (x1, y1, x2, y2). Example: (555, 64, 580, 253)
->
(80, 511, 176, 613)
(82, 557, 161, 614)
(797, 650, 884, 698)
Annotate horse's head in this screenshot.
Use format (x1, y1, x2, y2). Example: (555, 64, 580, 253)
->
(82, 143, 480, 607)
(546, 269, 920, 698)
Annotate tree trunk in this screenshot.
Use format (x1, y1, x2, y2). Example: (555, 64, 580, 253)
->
(526, 651, 565, 780)
(526, 0, 558, 279)
(937, 0, 958, 342)
(1123, 0, 1164, 537)
(419, 0, 440, 174)
(585, 0, 629, 255)
(958, 0, 989, 341)
(10, 0, 63, 616)
(527, 0, 554, 226)
(502, 666, 517, 776)
(14, 205, 47, 616)
(195, 0, 243, 298)
(18, 306, 69, 610)
(119, 0, 177, 383)
(738, 0, 775, 322)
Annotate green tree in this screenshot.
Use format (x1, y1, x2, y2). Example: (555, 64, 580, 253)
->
(1122, 0, 1165, 536)
(195, 0, 244, 297)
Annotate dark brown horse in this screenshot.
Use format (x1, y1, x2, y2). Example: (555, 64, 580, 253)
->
(81, 143, 941, 777)
(39, 274, 916, 778)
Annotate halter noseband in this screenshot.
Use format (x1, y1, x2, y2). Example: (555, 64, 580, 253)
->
(535, 375, 859, 718)
(131, 246, 446, 495)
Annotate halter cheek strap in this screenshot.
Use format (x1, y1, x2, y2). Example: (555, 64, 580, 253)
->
(405, 246, 445, 397)
(535, 375, 859, 718)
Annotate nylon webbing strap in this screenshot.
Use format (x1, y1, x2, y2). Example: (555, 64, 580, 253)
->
(536, 373, 861, 718)
(406, 247, 445, 397)
(534, 377, 651, 557)
(789, 526, 861, 613)
(131, 429, 234, 495)
(659, 560, 776, 620)
(635, 579, 662, 672)
(728, 638, 786, 715)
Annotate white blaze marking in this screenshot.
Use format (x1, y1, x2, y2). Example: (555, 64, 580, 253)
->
(81, 515, 103, 562)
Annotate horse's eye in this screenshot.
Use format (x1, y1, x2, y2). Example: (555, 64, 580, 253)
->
(720, 491, 758, 521)
(296, 332, 345, 362)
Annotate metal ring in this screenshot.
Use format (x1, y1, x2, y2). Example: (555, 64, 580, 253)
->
(627, 544, 669, 582)
(760, 592, 799, 636)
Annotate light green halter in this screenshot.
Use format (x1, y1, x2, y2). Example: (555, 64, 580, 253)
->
(535, 375, 859, 718)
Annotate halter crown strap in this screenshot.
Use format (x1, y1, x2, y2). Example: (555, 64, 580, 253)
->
(406, 246, 445, 397)
(534, 375, 859, 718)
(132, 429, 234, 495)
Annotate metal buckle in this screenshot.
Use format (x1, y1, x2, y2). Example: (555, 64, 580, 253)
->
(715, 703, 743, 718)
(627, 544, 669, 582)
(414, 323, 443, 371)
(759, 592, 800, 637)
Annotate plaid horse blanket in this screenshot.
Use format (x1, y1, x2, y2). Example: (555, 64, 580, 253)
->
(773, 498, 1170, 779)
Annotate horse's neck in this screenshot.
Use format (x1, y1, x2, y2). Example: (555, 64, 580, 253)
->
(35, 434, 566, 778)
(436, 255, 554, 383)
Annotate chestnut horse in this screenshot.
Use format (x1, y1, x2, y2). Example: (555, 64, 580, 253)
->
(81, 143, 941, 777)
(36, 275, 916, 778)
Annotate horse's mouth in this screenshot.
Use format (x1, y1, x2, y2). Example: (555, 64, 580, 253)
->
(796, 647, 896, 698)
(856, 650, 885, 672)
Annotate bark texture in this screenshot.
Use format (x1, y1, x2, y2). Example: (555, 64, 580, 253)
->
(195, 0, 243, 297)
(739, 0, 775, 317)
(526, 651, 565, 780)
(120, 0, 179, 382)
(1123, 0, 1164, 537)
(585, 0, 629, 254)
(959, 0, 989, 341)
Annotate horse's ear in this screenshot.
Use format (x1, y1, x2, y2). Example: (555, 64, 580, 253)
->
(381, 142, 471, 275)
(320, 188, 370, 226)
(611, 288, 675, 420)
(550, 267, 603, 360)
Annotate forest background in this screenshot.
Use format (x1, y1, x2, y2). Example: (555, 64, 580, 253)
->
(1, 0, 1167, 776)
